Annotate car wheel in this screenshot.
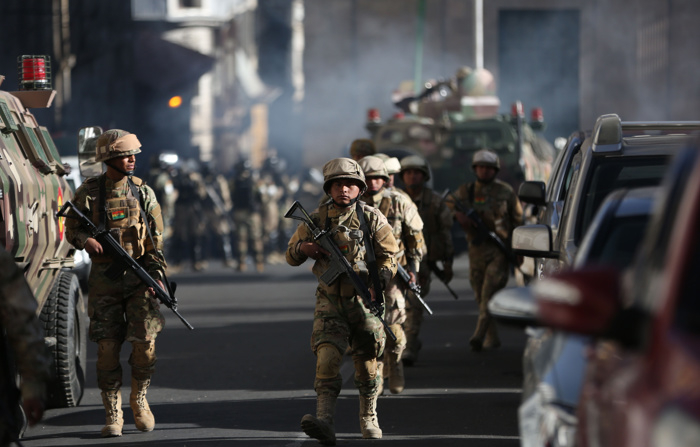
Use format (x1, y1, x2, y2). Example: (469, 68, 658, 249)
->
(41, 271, 87, 408)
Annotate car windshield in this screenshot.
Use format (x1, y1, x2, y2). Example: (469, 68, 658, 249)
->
(587, 215, 650, 268)
(577, 156, 668, 243)
(448, 128, 508, 151)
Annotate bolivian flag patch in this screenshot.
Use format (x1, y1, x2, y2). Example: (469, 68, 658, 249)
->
(109, 209, 126, 220)
(340, 245, 350, 254)
(474, 196, 487, 205)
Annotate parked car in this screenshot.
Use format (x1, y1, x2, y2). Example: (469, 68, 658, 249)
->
(517, 114, 700, 280)
(490, 186, 658, 447)
(532, 139, 700, 447)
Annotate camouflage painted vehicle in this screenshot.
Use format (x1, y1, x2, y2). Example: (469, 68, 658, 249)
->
(365, 68, 557, 193)
(0, 56, 87, 408)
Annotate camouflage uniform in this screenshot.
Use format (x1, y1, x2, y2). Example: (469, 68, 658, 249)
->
(0, 247, 49, 445)
(64, 129, 166, 436)
(202, 169, 235, 268)
(231, 159, 265, 272)
(451, 150, 523, 351)
(400, 155, 454, 365)
(360, 156, 424, 394)
(287, 157, 398, 444)
(170, 166, 209, 271)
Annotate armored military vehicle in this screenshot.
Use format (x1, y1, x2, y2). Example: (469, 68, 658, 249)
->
(0, 56, 87, 408)
(365, 68, 557, 193)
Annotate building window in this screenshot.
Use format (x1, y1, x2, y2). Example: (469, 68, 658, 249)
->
(180, 0, 202, 8)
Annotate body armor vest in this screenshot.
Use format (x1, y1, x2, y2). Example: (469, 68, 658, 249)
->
(86, 176, 150, 261)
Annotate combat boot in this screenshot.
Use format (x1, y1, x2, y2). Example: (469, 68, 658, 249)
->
(301, 393, 337, 446)
(387, 352, 405, 394)
(130, 377, 155, 432)
(483, 323, 501, 349)
(359, 394, 382, 439)
(100, 389, 123, 437)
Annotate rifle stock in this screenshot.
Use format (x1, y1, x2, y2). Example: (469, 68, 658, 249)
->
(58, 201, 194, 330)
(285, 201, 397, 341)
(427, 261, 459, 300)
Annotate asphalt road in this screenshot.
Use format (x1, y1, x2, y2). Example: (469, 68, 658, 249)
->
(19, 254, 526, 447)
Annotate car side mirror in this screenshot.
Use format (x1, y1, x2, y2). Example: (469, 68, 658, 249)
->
(519, 181, 546, 206)
(512, 225, 559, 259)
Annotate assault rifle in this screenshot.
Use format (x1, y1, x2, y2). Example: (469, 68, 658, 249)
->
(395, 264, 433, 315)
(448, 192, 521, 270)
(284, 200, 396, 341)
(427, 261, 459, 300)
(57, 201, 194, 330)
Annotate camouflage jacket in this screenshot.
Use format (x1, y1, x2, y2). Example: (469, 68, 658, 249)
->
(363, 188, 425, 272)
(452, 179, 523, 252)
(65, 174, 167, 277)
(0, 247, 49, 401)
(286, 201, 398, 297)
(408, 187, 454, 265)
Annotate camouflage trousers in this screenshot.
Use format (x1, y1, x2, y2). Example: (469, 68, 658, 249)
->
(88, 263, 165, 390)
(468, 248, 509, 343)
(233, 209, 264, 263)
(382, 278, 407, 357)
(311, 286, 386, 398)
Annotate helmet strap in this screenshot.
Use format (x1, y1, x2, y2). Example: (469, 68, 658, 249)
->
(105, 160, 134, 177)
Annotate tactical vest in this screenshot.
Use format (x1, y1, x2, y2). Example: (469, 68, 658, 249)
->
(314, 202, 371, 296)
(85, 175, 151, 261)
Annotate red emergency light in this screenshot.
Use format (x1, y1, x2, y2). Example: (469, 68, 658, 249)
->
(511, 101, 524, 118)
(18, 55, 52, 91)
(392, 111, 405, 120)
(367, 108, 381, 123)
(531, 107, 544, 122)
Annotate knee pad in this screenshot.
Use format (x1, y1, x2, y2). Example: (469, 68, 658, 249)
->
(130, 341, 157, 369)
(96, 339, 122, 371)
(316, 343, 342, 380)
(353, 356, 377, 382)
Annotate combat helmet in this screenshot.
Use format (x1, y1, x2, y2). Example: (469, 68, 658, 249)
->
(359, 155, 390, 181)
(349, 139, 376, 159)
(385, 157, 401, 175)
(95, 129, 141, 163)
(323, 158, 367, 194)
(400, 155, 430, 181)
(471, 149, 500, 171)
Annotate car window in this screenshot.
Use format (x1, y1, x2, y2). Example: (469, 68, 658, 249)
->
(576, 156, 668, 244)
(449, 128, 507, 151)
(588, 215, 650, 269)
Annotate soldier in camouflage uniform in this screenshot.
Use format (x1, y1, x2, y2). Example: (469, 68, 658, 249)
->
(231, 158, 265, 273)
(170, 161, 209, 272)
(358, 156, 424, 395)
(449, 149, 523, 351)
(287, 158, 398, 445)
(65, 129, 167, 437)
(349, 138, 376, 161)
(0, 247, 49, 446)
(399, 155, 454, 365)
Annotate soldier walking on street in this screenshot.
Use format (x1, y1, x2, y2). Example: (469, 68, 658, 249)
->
(65, 129, 168, 437)
(448, 149, 523, 351)
(231, 158, 265, 273)
(0, 246, 50, 446)
(399, 155, 454, 365)
(286, 158, 398, 445)
(359, 156, 425, 394)
(169, 160, 209, 272)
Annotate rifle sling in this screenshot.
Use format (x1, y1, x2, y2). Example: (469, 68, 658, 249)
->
(355, 203, 384, 301)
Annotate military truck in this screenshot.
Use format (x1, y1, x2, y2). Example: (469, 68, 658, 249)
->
(365, 68, 557, 193)
(0, 56, 87, 408)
